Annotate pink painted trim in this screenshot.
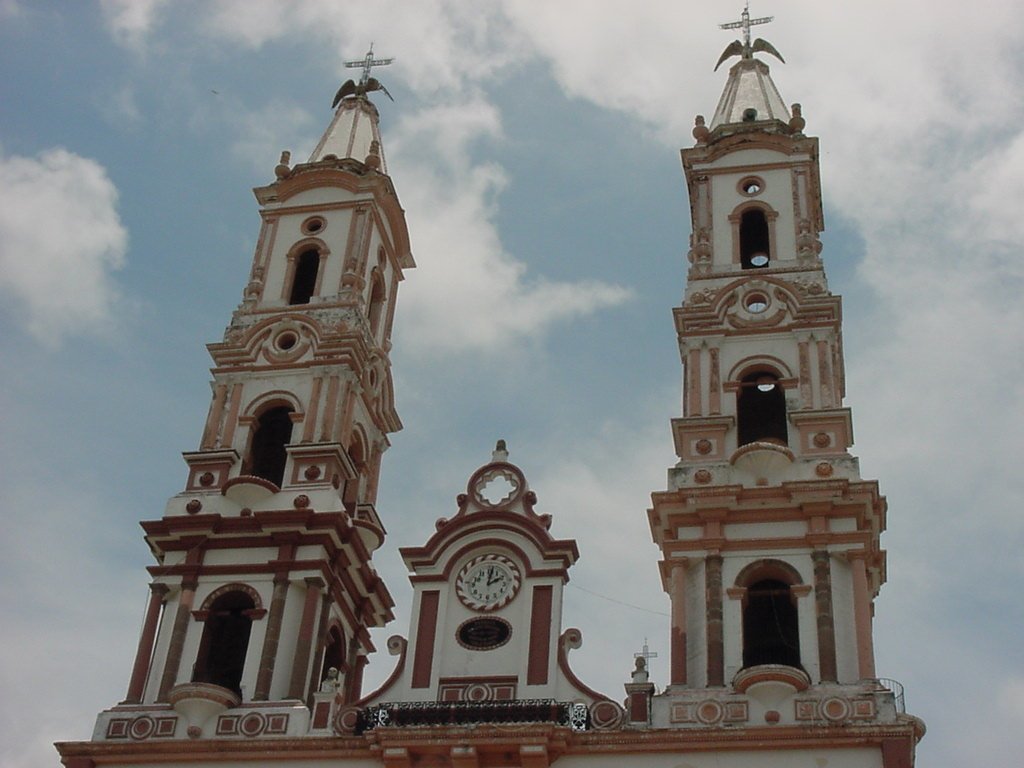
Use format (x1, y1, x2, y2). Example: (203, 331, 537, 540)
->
(411, 591, 439, 689)
(526, 586, 552, 685)
(557, 628, 612, 703)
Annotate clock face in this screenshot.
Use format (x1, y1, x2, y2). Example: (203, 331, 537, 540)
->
(456, 555, 521, 611)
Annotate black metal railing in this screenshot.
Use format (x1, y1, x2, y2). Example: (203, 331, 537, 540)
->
(358, 699, 588, 734)
(876, 678, 906, 713)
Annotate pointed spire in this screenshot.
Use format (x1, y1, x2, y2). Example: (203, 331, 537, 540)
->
(309, 46, 395, 169)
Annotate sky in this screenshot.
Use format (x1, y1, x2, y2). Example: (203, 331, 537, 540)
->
(0, 1, 1022, 765)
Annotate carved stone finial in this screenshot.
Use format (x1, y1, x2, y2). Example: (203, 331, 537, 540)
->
(364, 140, 381, 170)
(789, 103, 805, 133)
(693, 114, 710, 143)
(275, 150, 292, 179)
(492, 439, 509, 462)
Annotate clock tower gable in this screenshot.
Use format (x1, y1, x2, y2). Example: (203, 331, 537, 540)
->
(343, 443, 622, 731)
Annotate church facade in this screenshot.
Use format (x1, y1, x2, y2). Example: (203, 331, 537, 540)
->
(57, 29, 924, 768)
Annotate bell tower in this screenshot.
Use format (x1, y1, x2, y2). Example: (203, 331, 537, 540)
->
(88, 79, 414, 743)
(645, 8, 924, 762)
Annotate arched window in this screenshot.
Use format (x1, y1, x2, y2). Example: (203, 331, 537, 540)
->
(289, 249, 320, 305)
(368, 271, 386, 339)
(248, 406, 294, 486)
(319, 625, 346, 687)
(740, 209, 771, 269)
(742, 579, 801, 668)
(193, 590, 255, 695)
(342, 435, 367, 513)
(737, 372, 788, 446)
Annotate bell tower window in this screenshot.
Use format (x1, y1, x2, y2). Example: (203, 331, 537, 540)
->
(742, 579, 801, 669)
(368, 271, 386, 339)
(192, 590, 255, 696)
(248, 406, 294, 486)
(319, 626, 346, 687)
(737, 372, 788, 446)
(289, 248, 320, 305)
(740, 209, 771, 268)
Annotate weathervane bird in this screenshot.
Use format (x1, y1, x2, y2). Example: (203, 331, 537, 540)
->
(714, 37, 785, 71)
(331, 77, 394, 108)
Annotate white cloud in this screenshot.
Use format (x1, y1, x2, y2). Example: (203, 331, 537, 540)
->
(0, 147, 128, 344)
(198, 0, 527, 95)
(100, 0, 170, 49)
(229, 100, 319, 174)
(389, 99, 631, 354)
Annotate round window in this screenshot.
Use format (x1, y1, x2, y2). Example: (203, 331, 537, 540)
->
(739, 177, 764, 196)
(745, 294, 769, 313)
(276, 331, 298, 350)
(301, 216, 326, 235)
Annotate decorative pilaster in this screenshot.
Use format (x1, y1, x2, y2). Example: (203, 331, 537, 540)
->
(253, 573, 290, 700)
(669, 559, 689, 686)
(812, 550, 838, 682)
(705, 555, 724, 686)
(850, 552, 877, 679)
(288, 577, 325, 699)
(124, 583, 169, 703)
(157, 578, 197, 702)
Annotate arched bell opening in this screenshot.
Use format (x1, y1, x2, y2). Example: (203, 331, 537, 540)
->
(737, 371, 788, 446)
(742, 578, 801, 669)
(192, 590, 256, 696)
(368, 269, 386, 340)
(319, 625, 346, 690)
(343, 431, 369, 513)
(247, 405, 294, 486)
(740, 208, 771, 269)
(288, 248, 320, 305)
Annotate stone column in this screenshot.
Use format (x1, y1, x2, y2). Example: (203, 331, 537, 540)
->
(157, 578, 197, 702)
(705, 555, 724, 686)
(669, 560, 689, 686)
(288, 577, 325, 699)
(124, 583, 169, 703)
(253, 573, 290, 700)
(306, 592, 333, 703)
(850, 553, 877, 679)
(812, 550, 838, 682)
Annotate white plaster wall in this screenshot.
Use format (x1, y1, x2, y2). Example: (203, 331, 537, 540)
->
(268, 579, 311, 699)
(557, 746, 882, 768)
(707, 154, 801, 269)
(725, 521, 806, 540)
(202, 548, 277, 567)
(829, 554, 860, 683)
(685, 559, 707, 686)
(261, 203, 358, 304)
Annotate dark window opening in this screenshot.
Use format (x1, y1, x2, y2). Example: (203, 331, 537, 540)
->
(742, 579, 800, 668)
(289, 249, 320, 305)
(248, 406, 293, 486)
(320, 626, 346, 685)
(740, 209, 771, 269)
(457, 617, 512, 650)
(737, 372, 788, 446)
(193, 591, 255, 696)
(368, 275, 386, 339)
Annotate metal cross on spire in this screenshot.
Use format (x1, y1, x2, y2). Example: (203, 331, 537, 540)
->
(719, 2, 774, 48)
(634, 638, 659, 665)
(344, 43, 394, 87)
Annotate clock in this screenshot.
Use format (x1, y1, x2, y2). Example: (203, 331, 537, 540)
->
(456, 554, 521, 612)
